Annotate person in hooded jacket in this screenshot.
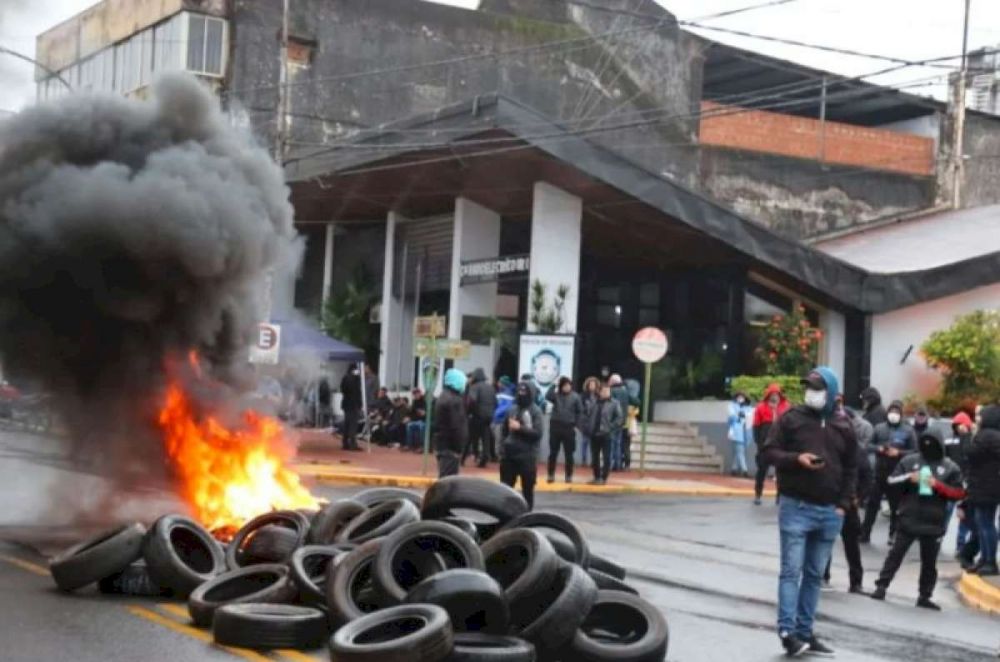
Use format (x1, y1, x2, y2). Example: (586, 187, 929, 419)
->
(944, 411, 975, 556)
(861, 400, 917, 544)
(463, 368, 498, 468)
(753, 383, 790, 505)
(911, 406, 931, 438)
(432, 369, 469, 478)
(728, 391, 754, 477)
(762, 367, 857, 658)
(609, 374, 633, 471)
(338, 366, 363, 451)
(583, 384, 623, 485)
(870, 427, 965, 609)
(546, 376, 584, 484)
(579, 376, 602, 466)
(860, 387, 888, 428)
(965, 404, 1000, 576)
(500, 381, 544, 509)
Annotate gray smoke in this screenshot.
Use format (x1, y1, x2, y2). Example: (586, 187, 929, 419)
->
(0, 74, 299, 469)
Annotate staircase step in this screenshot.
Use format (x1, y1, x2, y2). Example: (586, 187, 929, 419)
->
(637, 460, 723, 472)
(630, 444, 708, 457)
(641, 433, 705, 445)
(634, 452, 723, 466)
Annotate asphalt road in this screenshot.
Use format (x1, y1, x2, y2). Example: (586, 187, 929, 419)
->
(1, 427, 998, 661)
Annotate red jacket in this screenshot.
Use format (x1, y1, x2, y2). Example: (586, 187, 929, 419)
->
(753, 383, 789, 446)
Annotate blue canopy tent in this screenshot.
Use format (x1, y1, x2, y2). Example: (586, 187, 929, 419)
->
(272, 319, 364, 363)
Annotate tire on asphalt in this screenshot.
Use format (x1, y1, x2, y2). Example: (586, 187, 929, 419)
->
(374, 521, 484, 603)
(98, 561, 170, 597)
(50, 523, 147, 592)
(309, 499, 367, 545)
(480, 528, 559, 621)
(241, 525, 302, 565)
(351, 487, 424, 510)
(328, 603, 453, 662)
(326, 538, 390, 626)
(567, 590, 668, 662)
(504, 512, 590, 568)
(448, 633, 536, 661)
(226, 511, 310, 569)
(587, 568, 639, 595)
(403, 569, 508, 635)
(438, 517, 480, 543)
(290, 544, 350, 605)
(142, 514, 226, 598)
(188, 563, 297, 627)
(518, 562, 598, 657)
(212, 603, 328, 650)
(420, 477, 528, 524)
(588, 554, 627, 581)
(335, 499, 420, 545)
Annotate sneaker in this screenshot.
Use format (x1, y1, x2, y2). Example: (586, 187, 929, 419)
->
(870, 587, 886, 601)
(753, 497, 762, 506)
(916, 597, 941, 611)
(848, 584, 866, 595)
(976, 564, 999, 577)
(806, 636, 835, 657)
(780, 633, 809, 657)
(820, 580, 834, 592)
(546, 474, 555, 484)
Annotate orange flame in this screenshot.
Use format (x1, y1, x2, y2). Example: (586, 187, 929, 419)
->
(157, 377, 318, 536)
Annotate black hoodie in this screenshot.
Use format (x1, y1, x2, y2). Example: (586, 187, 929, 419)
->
(890, 428, 965, 537)
(467, 368, 497, 420)
(860, 387, 888, 427)
(966, 405, 1000, 505)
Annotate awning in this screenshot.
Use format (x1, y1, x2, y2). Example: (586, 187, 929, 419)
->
(272, 319, 364, 363)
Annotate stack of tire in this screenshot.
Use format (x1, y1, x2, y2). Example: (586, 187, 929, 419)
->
(48, 476, 669, 661)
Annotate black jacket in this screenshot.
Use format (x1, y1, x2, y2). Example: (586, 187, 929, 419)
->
(891, 429, 965, 537)
(944, 432, 973, 474)
(763, 405, 858, 510)
(966, 406, 1000, 505)
(861, 387, 887, 427)
(871, 419, 917, 476)
(581, 397, 623, 439)
(467, 369, 497, 421)
(502, 404, 544, 460)
(546, 387, 584, 427)
(432, 388, 468, 454)
(340, 372, 362, 412)
(409, 396, 427, 422)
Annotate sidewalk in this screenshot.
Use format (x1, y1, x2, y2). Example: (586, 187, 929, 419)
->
(291, 429, 772, 497)
(958, 572, 1000, 616)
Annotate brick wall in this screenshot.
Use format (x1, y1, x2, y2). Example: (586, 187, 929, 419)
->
(699, 101, 935, 177)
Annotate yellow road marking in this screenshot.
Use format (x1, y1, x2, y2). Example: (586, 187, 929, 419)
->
(157, 602, 191, 620)
(276, 649, 322, 662)
(0, 553, 49, 577)
(126, 606, 272, 662)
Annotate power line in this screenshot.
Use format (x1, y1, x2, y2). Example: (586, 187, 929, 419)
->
(689, 0, 804, 22)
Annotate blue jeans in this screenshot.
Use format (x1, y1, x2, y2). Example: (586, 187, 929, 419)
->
(973, 503, 999, 567)
(611, 429, 623, 471)
(405, 421, 426, 449)
(778, 497, 843, 639)
(945, 502, 973, 554)
(579, 434, 590, 466)
(731, 441, 749, 473)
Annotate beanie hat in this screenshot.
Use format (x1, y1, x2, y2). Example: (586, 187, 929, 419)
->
(443, 368, 467, 394)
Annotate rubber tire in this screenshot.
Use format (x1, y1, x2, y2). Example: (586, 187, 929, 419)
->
(439, 517, 480, 543)
(448, 633, 536, 661)
(374, 521, 485, 602)
(50, 523, 146, 592)
(99, 561, 170, 597)
(420, 477, 528, 524)
(226, 511, 310, 569)
(351, 487, 424, 510)
(188, 564, 298, 627)
(567, 590, 669, 662)
(404, 569, 508, 635)
(213, 603, 328, 650)
(290, 545, 349, 605)
(241, 525, 302, 565)
(504, 512, 590, 568)
(519, 563, 598, 657)
(587, 568, 639, 595)
(329, 603, 453, 662)
(327, 538, 389, 626)
(143, 514, 226, 598)
(480, 529, 559, 620)
(336, 499, 421, 545)
(309, 499, 367, 545)
(589, 554, 627, 581)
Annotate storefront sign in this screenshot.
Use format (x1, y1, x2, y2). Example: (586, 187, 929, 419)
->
(518, 334, 575, 397)
(459, 254, 530, 285)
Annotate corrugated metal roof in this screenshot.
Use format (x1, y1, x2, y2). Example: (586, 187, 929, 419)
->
(816, 204, 1000, 273)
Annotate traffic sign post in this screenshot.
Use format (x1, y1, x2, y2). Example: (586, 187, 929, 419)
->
(632, 327, 669, 477)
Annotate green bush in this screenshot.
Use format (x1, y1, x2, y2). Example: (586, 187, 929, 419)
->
(729, 375, 803, 404)
(753, 303, 822, 376)
(922, 309, 1000, 412)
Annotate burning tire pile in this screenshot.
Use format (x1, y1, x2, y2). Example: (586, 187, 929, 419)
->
(48, 477, 669, 661)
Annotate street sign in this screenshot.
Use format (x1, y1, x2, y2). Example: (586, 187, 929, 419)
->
(414, 315, 446, 338)
(413, 338, 471, 360)
(632, 326, 669, 364)
(249, 322, 281, 365)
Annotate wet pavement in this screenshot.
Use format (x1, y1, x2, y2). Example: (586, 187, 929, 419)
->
(1, 426, 997, 661)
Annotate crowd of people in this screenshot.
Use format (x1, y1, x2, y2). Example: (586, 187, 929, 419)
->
(746, 366, 1000, 657)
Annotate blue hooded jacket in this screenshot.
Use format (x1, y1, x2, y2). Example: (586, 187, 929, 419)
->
(811, 365, 840, 419)
(443, 368, 467, 394)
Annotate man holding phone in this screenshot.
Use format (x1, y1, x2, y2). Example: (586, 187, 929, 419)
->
(763, 367, 858, 657)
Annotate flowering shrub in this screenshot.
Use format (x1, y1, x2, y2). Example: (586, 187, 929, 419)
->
(753, 303, 823, 376)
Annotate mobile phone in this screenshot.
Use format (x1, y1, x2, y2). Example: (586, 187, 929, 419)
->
(809, 456, 826, 467)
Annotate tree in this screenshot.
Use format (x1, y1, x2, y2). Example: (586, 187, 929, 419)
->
(753, 302, 823, 376)
(921, 309, 1000, 409)
(322, 267, 378, 360)
(529, 280, 570, 333)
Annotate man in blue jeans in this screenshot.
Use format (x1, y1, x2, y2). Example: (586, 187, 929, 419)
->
(763, 366, 857, 657)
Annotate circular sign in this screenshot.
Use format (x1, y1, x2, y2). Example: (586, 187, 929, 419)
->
(632, 327, 668, 363)
(257, 324, 279, 350)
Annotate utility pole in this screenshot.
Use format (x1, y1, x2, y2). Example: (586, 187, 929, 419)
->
(951, 0, 972, 209)
(263, 0, 290, 323)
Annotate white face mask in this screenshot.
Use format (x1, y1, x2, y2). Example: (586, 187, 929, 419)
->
(804, 389, 827, 411)
(888, 412, 901, 425)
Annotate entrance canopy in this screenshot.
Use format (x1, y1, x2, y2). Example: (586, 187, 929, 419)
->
(273, 319, 364, 363)
(285, 94, 999, 314)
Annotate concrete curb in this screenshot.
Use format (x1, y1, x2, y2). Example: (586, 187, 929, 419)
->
(957, 572, 1000, 616)
(297, 466, 776, 497)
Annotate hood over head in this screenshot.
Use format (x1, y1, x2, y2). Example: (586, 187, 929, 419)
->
(443, 368, 467, 394)
(887, 400, 904, 416)
(860, 387, 882, 406)
(981, 405, 1000, 431)
(802, 366, 839, 418)
(515, 381, 533, 406)
(952, 411, 973, 431)
(762, 383, 786, 401)
(918, 427, 945, 462)
(469, 368, 487, 384)
(557, 376, 573, 391)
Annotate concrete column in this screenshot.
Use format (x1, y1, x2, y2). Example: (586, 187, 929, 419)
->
(378, 212, 400, 387)
(449, 197, 501, 375)
(321, 222, 335, 307)
(820, 308, 846, 384)
(528, 182, 582, 333)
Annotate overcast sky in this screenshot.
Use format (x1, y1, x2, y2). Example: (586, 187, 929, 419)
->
(2, 0, 999, 113)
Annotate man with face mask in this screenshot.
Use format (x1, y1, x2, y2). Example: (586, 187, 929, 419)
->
(499, 381, 544, 509)
(912, 407, 931, 438)
(859, 387, 888, 427)
(861, 400, 917, 545)
(870, 427, 965, 609)
(762, 367, 857, 657)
